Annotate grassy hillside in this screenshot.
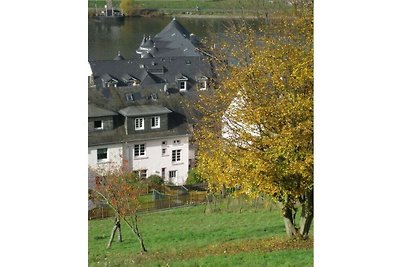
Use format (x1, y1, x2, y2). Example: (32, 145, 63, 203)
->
(89, 200, 313, 266)
(88, 0, 293, 16)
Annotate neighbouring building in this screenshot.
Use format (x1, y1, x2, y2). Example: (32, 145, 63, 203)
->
(88, 104, 190, 185)
(88, 17, 213, 98)
(88, 18, 212, 185)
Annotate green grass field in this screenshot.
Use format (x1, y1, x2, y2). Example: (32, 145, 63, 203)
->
(88, 0, 292, 13)
(89, 199, 313, 266)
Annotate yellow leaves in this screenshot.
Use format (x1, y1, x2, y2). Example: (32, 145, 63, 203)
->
(195, 11, 313, 201)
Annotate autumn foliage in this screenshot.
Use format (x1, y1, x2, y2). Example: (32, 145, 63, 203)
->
(195, 6, 313, 237)
(93, 164, 147, 252)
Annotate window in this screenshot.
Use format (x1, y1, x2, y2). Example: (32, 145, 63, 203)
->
(172, 149, 181, 163)
(151, 116, 160, 129)
(126, 93, 134, 101)
(135, 118, 144, 130)
(94, 120, 103, 129)
(161, 168, 166, 179)
(97, 148, 108, 161)
(200, 81, 207, 90)
(134, 169, 147, 179)
(162, 141, 167, 146)
(162, 148, 167, 156)
(173, 140, 181, 145)
(179, 81, 186, 91)
(134, 144, 145, 157)
(169, 170, 177, 179)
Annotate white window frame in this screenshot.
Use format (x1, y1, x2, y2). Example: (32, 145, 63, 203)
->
(162, 148, 167, 156)
(97, 148, 108, 162)
(134, 144, 146, 158)
(169, 170, 177, 180)
(199, 80, 207, 90)
(135, 118, 144, 130)
(94, 120, 103, 130)
(151, 116, 160, 129)
(179, 81, 187, 91)
(172, 149, 182, 163)
(126, 93, 134, 101)
(134, 169, 147, 179)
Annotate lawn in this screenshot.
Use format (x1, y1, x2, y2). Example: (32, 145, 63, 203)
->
(89, 198, 313, 266)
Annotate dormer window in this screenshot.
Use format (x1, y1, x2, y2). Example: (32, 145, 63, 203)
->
(176, 75, 188, 92)
(126, 93, 134, 102)
(198, 76, 208, 91)
(200, 80, 207, 90)
(179, 81, 187, 91)
(94, 120, 103, 130)
(135, 118, 144, 130)
(151, 116, 160, 129)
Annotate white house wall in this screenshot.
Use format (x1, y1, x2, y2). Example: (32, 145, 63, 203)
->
(88, 144, 123, 172)
(123, 136, 189, 185)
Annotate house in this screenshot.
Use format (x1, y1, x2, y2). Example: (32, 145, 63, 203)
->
(88, 18, 212, 185)
(88, 103, 190, 185)
(88, 18, 212, 94)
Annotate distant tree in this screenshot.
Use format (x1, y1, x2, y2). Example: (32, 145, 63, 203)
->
(195, 5, 313, 238)
(120, 0, 136, 16)
(92, 163, 147, 252)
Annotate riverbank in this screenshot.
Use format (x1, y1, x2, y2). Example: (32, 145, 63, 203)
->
(89, 8, 292, 20)
(88, 0, 294, 19)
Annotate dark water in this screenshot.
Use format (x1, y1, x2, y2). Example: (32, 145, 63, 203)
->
(88, 16, 232, 60)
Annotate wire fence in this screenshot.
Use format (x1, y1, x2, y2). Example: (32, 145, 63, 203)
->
(89, 187, 208, 220)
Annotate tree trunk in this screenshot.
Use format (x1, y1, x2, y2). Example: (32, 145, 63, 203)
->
(131, 214, 147, 252)
(107, 216, 122, 248)
(282, 205, 298, 237)
(107, 222, 117, 248)
(116, 218, 122, 242)
(299, 189, 313, 238)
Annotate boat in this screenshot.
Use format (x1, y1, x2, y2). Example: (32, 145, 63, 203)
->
(95, 0, 125, 22)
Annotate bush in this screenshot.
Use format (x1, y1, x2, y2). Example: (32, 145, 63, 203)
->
(186, 168, 204, 185)
(147, 174, 164, 185)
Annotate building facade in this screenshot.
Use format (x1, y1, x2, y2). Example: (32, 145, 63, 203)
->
(88, 104, 190, 185)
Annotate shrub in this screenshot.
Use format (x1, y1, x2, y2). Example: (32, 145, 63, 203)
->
(186, 168, 204, 185)
(147, 174, 164, 185)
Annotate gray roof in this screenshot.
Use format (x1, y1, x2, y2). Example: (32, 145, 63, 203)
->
(119, 105, 172, 117)
(89, 18, 212, 90)
(88, 119, 188, 147)
(88, 104, 118, 117)
(113, 52, 125, 60)
(155, 18, 191, 39)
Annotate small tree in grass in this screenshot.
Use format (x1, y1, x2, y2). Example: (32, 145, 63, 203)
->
(92, 164, 147, 253)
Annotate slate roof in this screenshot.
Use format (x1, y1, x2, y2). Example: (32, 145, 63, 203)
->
(89, 18, 213, 92)
(88, 112, 188, 147)
(119, 105, 172, 117)
(113, 51, 125, 60)
(88, 104, 118, 117)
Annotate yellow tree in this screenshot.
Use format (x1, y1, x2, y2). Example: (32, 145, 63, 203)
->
(195, 7, 313, 237)
(119, 0, 136, 16)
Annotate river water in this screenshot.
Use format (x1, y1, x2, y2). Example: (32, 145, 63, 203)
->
(88, 16, 233, 61)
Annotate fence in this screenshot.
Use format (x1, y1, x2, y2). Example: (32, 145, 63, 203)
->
(89, 188, 208, 220)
